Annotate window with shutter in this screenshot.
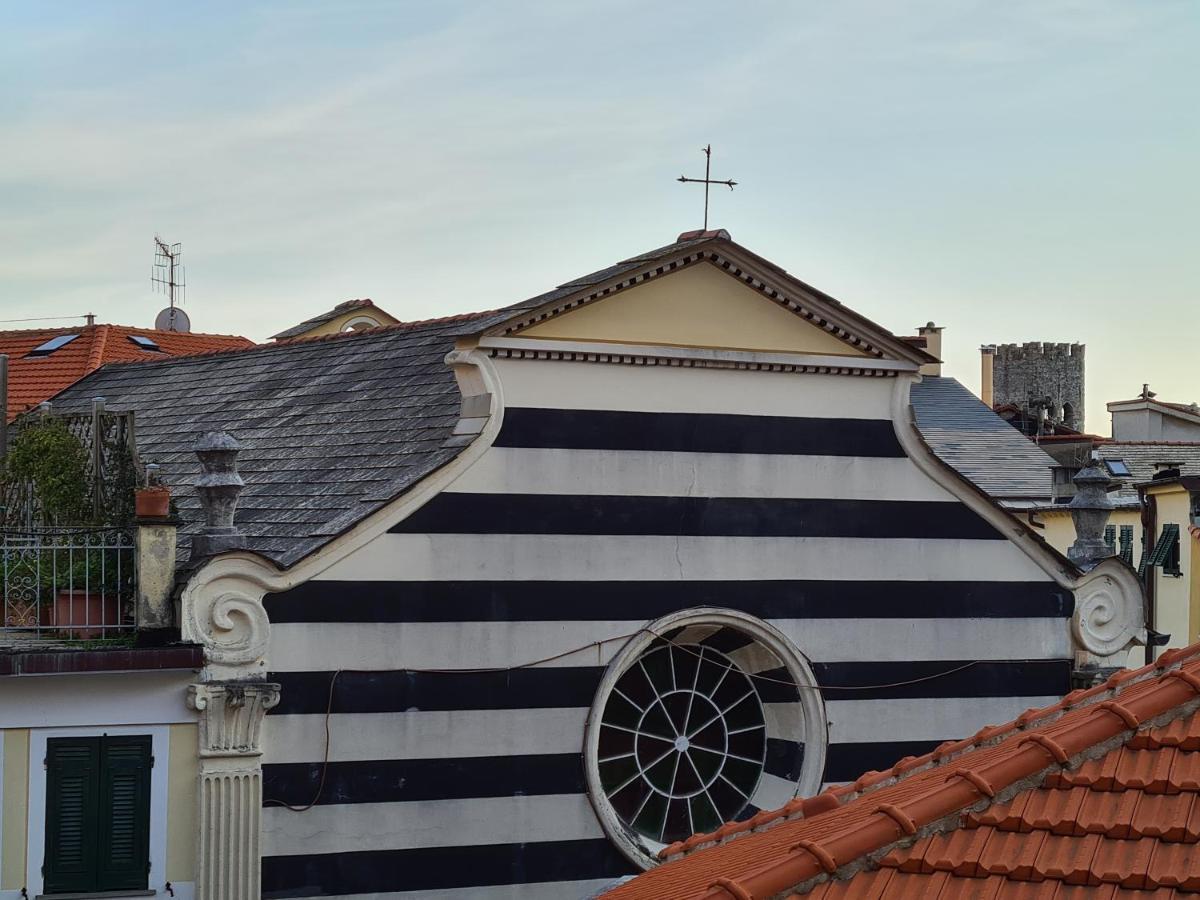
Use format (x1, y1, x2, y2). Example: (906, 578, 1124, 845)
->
(44, 735, 152, 894)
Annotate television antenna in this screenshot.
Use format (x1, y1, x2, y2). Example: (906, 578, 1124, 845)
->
(152, 236, 191, 332)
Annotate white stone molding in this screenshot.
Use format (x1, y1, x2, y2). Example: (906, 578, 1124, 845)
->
(477, 335, 916, 376)
(891, 374, 1147, 661)
(188, 681, 280, 900)
(583, 607, 827, 870)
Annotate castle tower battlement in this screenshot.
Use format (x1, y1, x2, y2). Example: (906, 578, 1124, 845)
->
(991, 341, 1085, 432)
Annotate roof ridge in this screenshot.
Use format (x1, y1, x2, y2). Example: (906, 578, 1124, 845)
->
(96, 307, 502, 370)
(630, 645, 1200, 900)
(83, 324, 109, 374)
(659, 644, 1200, 865)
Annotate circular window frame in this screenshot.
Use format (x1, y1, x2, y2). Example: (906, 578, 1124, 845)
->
(584, 607, 827, 869)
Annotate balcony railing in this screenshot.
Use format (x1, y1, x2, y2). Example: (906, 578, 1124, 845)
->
(1, 527, 136, 640)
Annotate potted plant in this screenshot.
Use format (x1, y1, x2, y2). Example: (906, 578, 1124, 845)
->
(134, 464, 170, 518)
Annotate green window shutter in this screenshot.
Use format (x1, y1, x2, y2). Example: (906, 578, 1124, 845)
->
(44, 738, 101, 894)
(1119, 525, 1134, 565)
(96, 735, 152, 892)
(1149, 524, 1181, 567)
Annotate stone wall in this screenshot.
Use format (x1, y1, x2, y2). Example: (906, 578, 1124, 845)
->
(993, 342, 1085, 432)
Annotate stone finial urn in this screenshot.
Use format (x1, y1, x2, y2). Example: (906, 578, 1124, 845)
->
(1067, 457, 1116, 569)
(192, 430, 247, 558)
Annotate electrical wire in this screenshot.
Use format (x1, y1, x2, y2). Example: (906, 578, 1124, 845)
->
(0, 315, 88, 325)
(263, 627, 983, 813)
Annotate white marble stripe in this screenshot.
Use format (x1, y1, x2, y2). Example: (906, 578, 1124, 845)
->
(268, 616, 1069, 672)
(263, 708, 589, 765)
(751, 772, 803, 812)
(262, 697, 1058, 765)
(494, 358, 895, 418)
(826, 695, 1063, 744)
(262, 793, 603, 857)
(320, 534, 1050, 582)
(446, 448, 957, 502)
(303, 879, 622, 900)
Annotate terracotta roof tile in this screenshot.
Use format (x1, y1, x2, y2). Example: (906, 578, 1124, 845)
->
(0, 323, 253, 421)
(602, 642, 1200, 899)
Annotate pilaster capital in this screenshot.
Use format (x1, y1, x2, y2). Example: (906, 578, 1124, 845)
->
(187, 680, 280, 758)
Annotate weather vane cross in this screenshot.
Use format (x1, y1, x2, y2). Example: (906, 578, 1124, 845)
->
(677, 144, 737, 231)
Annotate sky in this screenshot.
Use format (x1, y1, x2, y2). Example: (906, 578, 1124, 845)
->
(1, 1, 1196, 433)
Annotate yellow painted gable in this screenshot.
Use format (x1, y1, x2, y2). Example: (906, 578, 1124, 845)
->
(517, 261, 873, 357)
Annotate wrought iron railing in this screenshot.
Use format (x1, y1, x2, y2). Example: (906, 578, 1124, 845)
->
(1, 527, 136, 639)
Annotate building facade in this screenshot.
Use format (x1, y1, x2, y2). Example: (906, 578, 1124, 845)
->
(49, 231, 1145, 899)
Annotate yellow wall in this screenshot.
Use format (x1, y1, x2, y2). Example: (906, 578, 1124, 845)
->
(0, 724, 197, 889)
(1, 729, 29, 891)
(1147, 485, 1193, 653)
(167, 723, 198, 882)
(299, 306, 399, 338)
(1034, 508, 1143, 561)
(519, 261, 873, 357)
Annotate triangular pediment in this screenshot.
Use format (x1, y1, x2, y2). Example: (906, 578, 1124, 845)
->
(510, 260, 875, 358)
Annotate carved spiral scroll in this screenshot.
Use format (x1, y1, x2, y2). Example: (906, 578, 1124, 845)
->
(182, 567, 273, 672)
(1072, 575, 1141, 658)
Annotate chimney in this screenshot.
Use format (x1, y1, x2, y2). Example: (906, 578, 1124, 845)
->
(917, 322, 943, 376)
(1067, 455, 1116, 569)
(980, 345, 996, 408)
(191, 431, 247, 558)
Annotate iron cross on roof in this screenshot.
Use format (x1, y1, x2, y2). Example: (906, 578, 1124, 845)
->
(677, 144, 737, 231)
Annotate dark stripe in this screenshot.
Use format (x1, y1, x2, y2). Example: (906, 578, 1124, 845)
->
(823, 740, 944, 783)
(812, 659, 1071, 702)
(263, 753, 584, 807)
(764, 738, 804, 781)
(389, 493, 1001, 539)
(270, 667, 603, 716)
(261, 837, 632, 897)
(270, 659, 1068, 716)
(266, 580, 1072, 623)
(495, 407, 905, 456)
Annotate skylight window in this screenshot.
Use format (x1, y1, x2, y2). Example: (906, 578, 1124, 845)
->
(1105, 459, 1132, 477)
(26, 334, 80, 357)
(127, 334, 163, 352)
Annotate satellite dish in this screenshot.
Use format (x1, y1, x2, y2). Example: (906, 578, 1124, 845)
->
(155, 307, 191, 333)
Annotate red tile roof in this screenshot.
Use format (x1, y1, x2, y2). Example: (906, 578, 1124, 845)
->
(0, 324, 253, 421)
(603, 644, 1200, 899)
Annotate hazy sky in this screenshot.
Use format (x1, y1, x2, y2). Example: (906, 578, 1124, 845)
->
(2, 1, 1196, 432)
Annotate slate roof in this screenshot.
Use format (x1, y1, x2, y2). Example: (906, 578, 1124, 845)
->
(0, 324, 253, 421)
(910, 376, 1057, 501)
(48, 236, 715, 568)
(270, 298, 388, 340)
(1095, 442, 1200, 509)
(602, 643, 1200, 899)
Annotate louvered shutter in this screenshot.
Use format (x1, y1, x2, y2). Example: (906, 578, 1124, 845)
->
(96, 735, 152, 891)
(44, 738, 101, 893)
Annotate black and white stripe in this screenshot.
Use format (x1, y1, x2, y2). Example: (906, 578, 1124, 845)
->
(261, 401, 1072, 898)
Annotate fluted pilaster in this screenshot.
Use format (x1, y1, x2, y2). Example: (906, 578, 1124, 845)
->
(188, 681, 280, 900)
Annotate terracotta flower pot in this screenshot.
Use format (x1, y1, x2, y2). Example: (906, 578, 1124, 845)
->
(135, 485, 171, 518)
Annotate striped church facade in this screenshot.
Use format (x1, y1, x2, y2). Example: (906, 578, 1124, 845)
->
(257, 357, 1075, 899)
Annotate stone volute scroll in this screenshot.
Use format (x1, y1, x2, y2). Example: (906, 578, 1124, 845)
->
(181, 431, 273, 681)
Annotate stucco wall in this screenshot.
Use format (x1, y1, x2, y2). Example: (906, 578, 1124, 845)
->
(0, 673, 198, 899)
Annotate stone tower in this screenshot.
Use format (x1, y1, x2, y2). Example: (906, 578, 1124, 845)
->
(991, 342, 1085, 432)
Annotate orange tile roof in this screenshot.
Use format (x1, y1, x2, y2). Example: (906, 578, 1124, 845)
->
(603, 644, 1200, 899)
(0, 324, 253, 421)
